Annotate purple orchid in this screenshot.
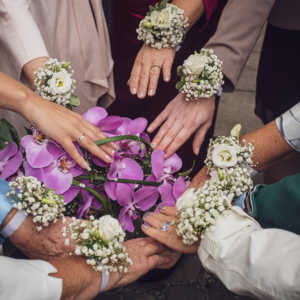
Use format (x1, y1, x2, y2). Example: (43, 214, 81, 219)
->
(116, 183, 159, 231)
(43, 145, 83, 194)
(0, 142, 23, 180)
(82, 107, 123, 136)
(22, 129, 64, 168)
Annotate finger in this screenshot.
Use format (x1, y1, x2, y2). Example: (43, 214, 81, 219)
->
(158, 205, 178, 217)
(127, 79, 130, 86)
(142, 238, 169, 256)
(146, 254, 172, 269)
(79, 135, 112, 164)
(150, 116, 176, 150)
(137, 61, 152, 99)
(141, 225, 172, 247)
(129, 61, 142, 95)
(193, 124, 211, 156)
(143, 212, 174, 230)
(147, 106, 171, 133)
(162, 56, 173, 82)
(148, 62, 162, 97)
(60, 139, 91, 170)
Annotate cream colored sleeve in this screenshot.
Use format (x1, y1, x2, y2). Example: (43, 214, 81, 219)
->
(0, 256, 62, 300)
(198, 207, 300, 300)
(0, 0, 49, 78)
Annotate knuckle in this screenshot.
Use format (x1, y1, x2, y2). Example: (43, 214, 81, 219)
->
(174, 135, 183, 144)
(161, 123, 171, 131)
(166, 130, 176, 139)
(186, 121, 197, 130)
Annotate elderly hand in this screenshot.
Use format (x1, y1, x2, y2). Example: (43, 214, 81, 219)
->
(129, 44, 176, 98)
(141, 206, 200, 253)
(148, 93, 216, 158)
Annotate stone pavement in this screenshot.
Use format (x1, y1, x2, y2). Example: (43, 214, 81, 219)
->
(94, 26, 267, 300)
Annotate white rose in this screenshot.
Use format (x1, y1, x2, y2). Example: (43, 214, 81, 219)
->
(151, 7, 173, 29)
(176, 188, 196, 211)
(49, 69, 72, 95)
(183, 54, 207, 75)
(99, 215, 123, 242)
(212, 144, 238, 168)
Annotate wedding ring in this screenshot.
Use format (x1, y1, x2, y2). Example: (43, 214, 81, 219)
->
(151, 65, 162, 70)
(161, 221, 174, 232)
(78, 134, 86, 143)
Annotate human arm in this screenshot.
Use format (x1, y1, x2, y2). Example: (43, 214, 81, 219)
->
(0, 72, 115, 167)
(129, 0, 209, 99)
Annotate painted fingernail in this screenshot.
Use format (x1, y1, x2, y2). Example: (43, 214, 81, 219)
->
(131, 88, 137, 95)
(82, 161, 91, 171)
(159, 206, 167, 210)
(148, 126, 152, 132)
(165, 76, 170, 82)
(149, 89, 154, 96)
(138, 91, 144, 98)
(144, 212, 154, 219)
(105, 154, 113, 163)
(142, 224, 148, 229)
(195, 147, 200, 156)
(112, 150, 115, 155)
(111, 142, 119, 150)
(151, 142, 156, 149)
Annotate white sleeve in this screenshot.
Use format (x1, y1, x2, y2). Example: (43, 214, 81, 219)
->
(0, 256, 62, 300)
(198, 206, 300, 300)
(0, 0, 49, 78)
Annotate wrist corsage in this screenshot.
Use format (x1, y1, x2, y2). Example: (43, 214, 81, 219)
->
(65, 215, 132, 274)
(176, 49, 224, 100)
(34, 58, 80, 108)
(175, 125, 256, 245)
(137, 0, 188, 50)
(6, 176, 66, 231)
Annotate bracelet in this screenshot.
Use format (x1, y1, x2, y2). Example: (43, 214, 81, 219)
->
(176, 49, 224, 100)
(0, 209, 27, 238)
(97, 261, 110, 293)
(137, 1, 188, 50)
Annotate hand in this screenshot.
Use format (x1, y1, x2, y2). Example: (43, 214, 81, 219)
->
(148, 93, 216, 158)
(114, 237, 172, 288)
(188, 166, 210, 190)
(141, 207, 200, 253)
(129, 44, 176, 98)
(21, 92, 116, 167)
(21, 57, 49, 90)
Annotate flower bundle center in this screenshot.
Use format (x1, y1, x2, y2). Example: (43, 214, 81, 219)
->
(219, 150, 232, 162)
(58, 156, 76, 173)
(33, 129, 46, 145)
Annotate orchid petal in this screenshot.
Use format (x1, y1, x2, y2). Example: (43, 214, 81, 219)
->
(151, 149, 165, 181)
(97, 116, 123, 132)
(127, 118, 147, 135)
(0, 151, 23, 179)
(140, 132, 151, 143)
(107, 152, 123, 180)
(145, 174, 159, 183)
(164, 153, 182, 173)
(91, 156, 109, 167)
(117, 118, 132, 134)
(26, 142, 53, 168)
(68, 167, 83, 178)
(116, 183, 133, 206)
(158, 180, 176, 203)
(173, 176, 187, 200)
(21, 135, 34, 148)
(0, 142, 17, 162)
(105, 181, 117, 200)
(82, 107, 108, 126)
(23, 161, 44, 182)
(118, 158, 143, 181)
(133, 186, 159, 211)
(62, 186, 80, 204)
(77, 195, 92, 219)
(46, 142, 65, 159)
(118, 206, 134, 232)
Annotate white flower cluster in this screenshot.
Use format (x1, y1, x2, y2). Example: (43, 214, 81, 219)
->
(176, 49, 224, 100)
(137, 3, 188, 49)
(175, 125, 256, 245)
(34, 58, 76, 106)
(6, 176, 66, 231)
(65, 215, 132, 274)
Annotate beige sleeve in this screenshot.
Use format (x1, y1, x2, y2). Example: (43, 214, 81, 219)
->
(204, 0, 275, 92)
(0, 0, 49, 79)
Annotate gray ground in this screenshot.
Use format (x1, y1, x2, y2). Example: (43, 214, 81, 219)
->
(94, 26, 266, 300)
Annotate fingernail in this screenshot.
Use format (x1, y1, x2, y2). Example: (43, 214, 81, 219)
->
(165, 76, 170, 82)
(142, 224, 148, 229)
(159, 206, 167, 210)
(105, 154, 113, 163)
(138, 91, 144, 98)
(131, 88, 137, 95)
(112, 150, 115, 155)
(148, 126, 152, 132)
(149, 89, 154, 96)
(151, 142, 156, 149)
(195, 147, 200, 156)
(111, 142, 119, 150)
(144, 212, 153, 219)
(82, 161, 91, 171)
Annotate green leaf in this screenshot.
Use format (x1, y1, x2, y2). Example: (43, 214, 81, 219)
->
(62, 62, 70, 69)
(55, 65, 60, 72)
(181, 76, 186, 83)
(176, 81, 185, 91)
(94, 135, 151, 149)
(143, 157, 151, 176)
(149, 5, 155, 12)
(179, 160, 195, 177)
(159, 0, 169, 11)
(177, 66, 184, 77)
(155, 3, 159, 9)
(69, 95, 80, 107)
(143, 22, 153, 29)
(0, 119, 19, 150)
(193, 79, 200, 83)
(66, 104, 73, 111)
(3, 240, 17, 257)
(147, 12, 151, 16)
(24, 127, 32, 135)
(89, 172, 95, 184)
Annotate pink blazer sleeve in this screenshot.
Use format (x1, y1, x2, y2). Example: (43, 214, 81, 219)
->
(203, 0, 220, 21)
(0, 0, 49, 79)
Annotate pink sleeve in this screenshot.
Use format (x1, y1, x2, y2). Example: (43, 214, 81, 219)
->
(203, 0, 220, 21)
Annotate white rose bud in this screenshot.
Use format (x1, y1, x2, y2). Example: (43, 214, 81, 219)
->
(183, 53, 207, 75)
(49, 69, 72, 95)
(211, 144, 238, 168)
(150, 7, 173, 29)
(98, 215, 123, 242)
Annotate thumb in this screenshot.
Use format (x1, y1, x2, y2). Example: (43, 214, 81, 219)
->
(147, 254, 172, 270)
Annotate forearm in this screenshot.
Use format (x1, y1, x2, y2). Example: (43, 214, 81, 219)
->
(172, 0, 205, 32)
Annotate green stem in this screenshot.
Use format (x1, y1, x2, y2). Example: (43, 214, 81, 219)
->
(75, 175, 162, 187)
(94, 135, 151, 148)
(72, 180, 109, 213)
